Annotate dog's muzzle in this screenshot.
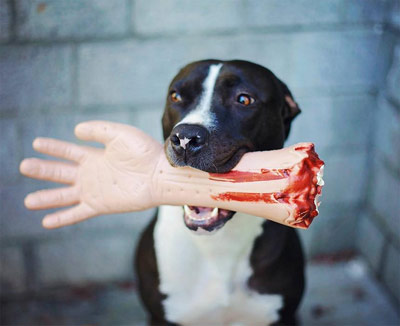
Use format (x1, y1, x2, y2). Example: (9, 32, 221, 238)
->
(169, 124, 209, 162)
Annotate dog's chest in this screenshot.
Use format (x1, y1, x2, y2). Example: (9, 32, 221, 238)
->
(154, 206, 283, 325)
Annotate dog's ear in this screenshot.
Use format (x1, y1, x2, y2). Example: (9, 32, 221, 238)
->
(277, 79, 301, 139)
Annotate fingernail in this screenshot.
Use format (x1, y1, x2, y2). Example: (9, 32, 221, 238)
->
(75, 123, 88, 132)
(33, 138, 46, 151)
(24, 195, 35, 208)
(20, 159, 38, 175)
(42, 217, 54, 229)
(19, 160, 28, 174)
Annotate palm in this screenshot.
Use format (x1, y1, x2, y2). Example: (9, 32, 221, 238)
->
(20, 121, 163, 228)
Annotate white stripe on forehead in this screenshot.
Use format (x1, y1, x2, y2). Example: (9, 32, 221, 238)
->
(175, 63, 223, 129)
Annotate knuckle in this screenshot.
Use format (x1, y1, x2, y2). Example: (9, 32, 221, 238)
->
(55, 165, 65, 181)
(63, 146, 73, 159)
(56, 190, 65, 203)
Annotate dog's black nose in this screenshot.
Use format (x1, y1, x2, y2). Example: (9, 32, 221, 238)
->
(170, 124, 209, 155)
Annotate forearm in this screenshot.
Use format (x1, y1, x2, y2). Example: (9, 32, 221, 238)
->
(154, 143, 324, 228)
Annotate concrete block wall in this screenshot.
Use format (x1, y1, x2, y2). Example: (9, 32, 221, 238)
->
(0, 0, 397, 296)
(356, 5, 400, 305)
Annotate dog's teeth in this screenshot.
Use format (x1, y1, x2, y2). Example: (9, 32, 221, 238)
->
(184, 205, 202, 220)
(184, 205, 219, 221)
(184, 205, 192, 216)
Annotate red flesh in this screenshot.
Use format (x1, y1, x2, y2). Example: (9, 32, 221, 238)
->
(209, 144, 324, 229)
(209, 168, 290, 182)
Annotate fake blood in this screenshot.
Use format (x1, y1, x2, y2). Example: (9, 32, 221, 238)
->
(210, 144, 324, 229)
(212, 192, 277, 203)
(209, 168, 290, 182)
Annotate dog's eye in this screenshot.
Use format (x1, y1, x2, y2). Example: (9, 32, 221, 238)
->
(237, 94, 254, 106)
(170, 91, 182, 103)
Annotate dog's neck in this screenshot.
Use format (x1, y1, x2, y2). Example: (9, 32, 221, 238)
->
(156, 206, 265, 269)
(187, 211, 265, 257)
(154, 206, 281, 324)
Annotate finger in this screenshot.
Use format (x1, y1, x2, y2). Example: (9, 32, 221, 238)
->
(20, 158, 78, 184)
(75, 120, 124, 145)
(42, 203, 96, 229)
(24, 186, 80, 210)
(33, 137, 87, 163)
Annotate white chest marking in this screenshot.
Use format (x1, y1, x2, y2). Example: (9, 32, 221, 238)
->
(175, 63, 223, 129)
(154, 206, 283, 325)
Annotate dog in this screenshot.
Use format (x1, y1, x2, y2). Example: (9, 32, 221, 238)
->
(135, 59, 303, 325)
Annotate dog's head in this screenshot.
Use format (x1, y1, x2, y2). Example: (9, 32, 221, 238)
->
(162, 60, 300, 232)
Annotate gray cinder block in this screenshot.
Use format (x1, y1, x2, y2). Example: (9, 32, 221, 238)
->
(0, 246, 27, 294)
(375, 98, 400, 169)
(356, 213, 385, 272)
(78, 38, 197, 107)
(287, 95, 375, 151)
(15, 0, 129, 41)
(382, 243, 400, 303)
(245, 0, 343, 27)
(246, 0, 388, 28)
(370, 158, 400, 240)
(389, 0, 400, 30)
(0, 119, 20, 185)
(342, 0, 389, 24)
(386, 45, 400, 105)
(0, 45, 73, 111)
(131, 106, 164, 142)
(0, 183, 72, 240)
(132, 0, 243, 36)
(299, 202, 360, 257)
(320, 150, 368, 205)
(0, 0, 10, 42)
(36, 234, 137, 286)
(289, 31, 383, 94)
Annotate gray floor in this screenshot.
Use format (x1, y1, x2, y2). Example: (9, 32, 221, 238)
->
(300, 258, 399, 326)
(1, 257, 399, 326)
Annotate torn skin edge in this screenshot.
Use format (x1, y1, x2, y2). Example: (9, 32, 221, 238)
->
(209, 144, 325, 229)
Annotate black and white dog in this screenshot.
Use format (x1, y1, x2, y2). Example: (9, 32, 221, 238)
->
(135, 60, 303, 325)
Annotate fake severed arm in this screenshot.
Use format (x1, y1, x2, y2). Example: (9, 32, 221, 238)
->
(20, 121, 324, 229)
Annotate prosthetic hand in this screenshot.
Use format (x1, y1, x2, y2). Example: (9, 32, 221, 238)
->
(20, 121, 324, 229)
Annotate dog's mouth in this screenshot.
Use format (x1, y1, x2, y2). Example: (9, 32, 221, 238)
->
(183, 205, 235, 233)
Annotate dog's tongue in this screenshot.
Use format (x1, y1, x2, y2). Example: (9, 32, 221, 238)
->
(183, 205, 236, 231)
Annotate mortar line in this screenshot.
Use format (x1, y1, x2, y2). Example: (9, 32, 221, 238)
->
(126, 0, 133, 35)
(378, 239, 389, 279)
(367, 204, 400, 250)
(0, 23, 381, 46)
(71, 43, 79, 110)
(362, 93, 379, 209)
(7, 0, 17, 42)
(387, 95, 400, 113)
